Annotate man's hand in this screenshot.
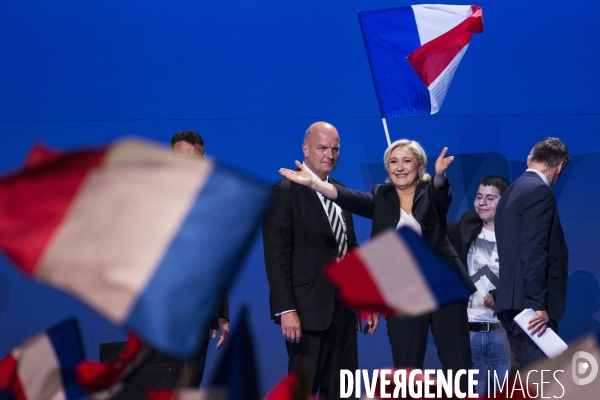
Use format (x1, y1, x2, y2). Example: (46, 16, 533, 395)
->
(528, 310, 549, 337)
(281, 311, 302, 343)
(363, 312, 379, 335)
(483, 293, 495, 309)
(212, 317, 230, 349)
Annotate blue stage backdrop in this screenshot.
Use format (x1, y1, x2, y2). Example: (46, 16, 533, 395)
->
(1, 0, 599, 393)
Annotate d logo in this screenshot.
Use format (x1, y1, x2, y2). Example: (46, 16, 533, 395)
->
(572, 351, 599, 385)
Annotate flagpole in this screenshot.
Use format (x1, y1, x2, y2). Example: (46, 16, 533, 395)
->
(382, 118, 391, 146)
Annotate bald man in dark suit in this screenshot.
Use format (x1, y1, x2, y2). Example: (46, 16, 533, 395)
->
(263, 122, 378, 399)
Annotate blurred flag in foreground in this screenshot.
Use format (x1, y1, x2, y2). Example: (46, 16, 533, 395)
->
(264, 370, 319, 400)
(147, 307, 260, 400)
(77, 333, 149, 396)
(146, 389, 209, 400)
(326, 227, 473, 317)
(359, 4, 483, 116)
(0, 139, 271, 358)
(0, 318, 87, 399)
(0, 318, 147, 400)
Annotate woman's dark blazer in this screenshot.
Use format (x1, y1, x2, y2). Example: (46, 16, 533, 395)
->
(334, 180, 474, 290)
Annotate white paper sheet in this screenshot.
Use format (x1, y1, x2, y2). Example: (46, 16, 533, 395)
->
(514, 308, 568, 359)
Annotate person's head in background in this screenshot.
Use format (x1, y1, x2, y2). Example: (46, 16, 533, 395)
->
(171, 130, 204, 158)
(302, 121, 340, 181)
(527, 137, 570, 188)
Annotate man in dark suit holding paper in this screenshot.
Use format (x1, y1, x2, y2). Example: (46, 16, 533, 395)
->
(495, 137, 570, 370)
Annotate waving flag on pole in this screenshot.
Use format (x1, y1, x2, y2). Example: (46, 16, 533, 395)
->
(0, 139, 271, 358)
(359, 4, 484, 117)
(325, 227, 473, 316)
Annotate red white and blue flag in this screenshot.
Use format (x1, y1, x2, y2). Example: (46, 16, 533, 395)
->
(0, 319, 148, 400)
(0, 139, 271, 358)
(0, 318, 88, 400)
(76, 333, 149, 396)
(326, 227, 473, 316)
(359, 4, 484, 116)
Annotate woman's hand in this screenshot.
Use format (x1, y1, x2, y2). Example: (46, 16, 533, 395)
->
(279, 160, 314, 188)
(434, 147, 454, 189)
(279, 160, 339, 199)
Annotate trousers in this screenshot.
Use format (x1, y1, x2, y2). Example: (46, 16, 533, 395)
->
(469, 326, 511, 395)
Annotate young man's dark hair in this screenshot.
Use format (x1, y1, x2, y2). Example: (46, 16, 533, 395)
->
(529, 137, 570, 168)
(479, 175, 510, 196)
(170, 130, 204, 149)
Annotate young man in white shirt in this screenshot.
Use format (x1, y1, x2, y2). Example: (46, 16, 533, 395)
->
(448, 175, 511, 395)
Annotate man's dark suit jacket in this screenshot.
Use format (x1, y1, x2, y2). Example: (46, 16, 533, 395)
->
(334, 180, 473, 289)
(447, 211, 483, 270)
(262, 177, 358, 331)
(494, 171, 568, 320)
(447, 211, 498, 299)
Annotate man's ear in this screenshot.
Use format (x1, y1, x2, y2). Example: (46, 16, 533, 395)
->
(557, 161, 565, 175)
(302, 143, 308, 159)
(526, 155, 531, 168)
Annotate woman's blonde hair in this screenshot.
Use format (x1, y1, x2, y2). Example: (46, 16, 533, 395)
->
(383, 139, 430, 183)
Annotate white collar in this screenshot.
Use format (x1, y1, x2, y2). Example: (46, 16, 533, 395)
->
(526, 168, 550, 187)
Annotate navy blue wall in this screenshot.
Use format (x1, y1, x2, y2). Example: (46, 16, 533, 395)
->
(1, 0, 599, 394)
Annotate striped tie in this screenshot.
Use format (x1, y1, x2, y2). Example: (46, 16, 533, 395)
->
(323, 197, 348, 258)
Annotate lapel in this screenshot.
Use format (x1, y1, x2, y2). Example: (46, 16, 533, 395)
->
(383, 185, 400, 214)
(298, 182, 335, 237)
(463, 212, 483, 254)
(412, 181, 427, 207)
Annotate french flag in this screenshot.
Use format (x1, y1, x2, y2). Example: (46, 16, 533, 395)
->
(0, 319, 88, 400)
(0, 139, 271, 358)
(325, 228, 473, 317)
(359, 4, 484, 116)
(76, 333, 149, 394)
(0, 319, 146, 400)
